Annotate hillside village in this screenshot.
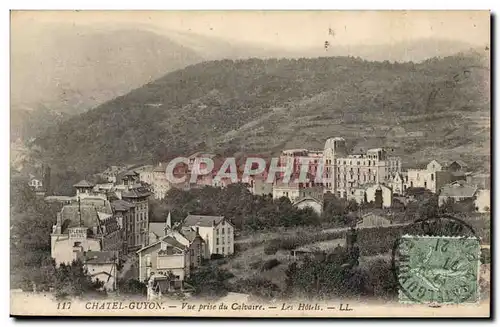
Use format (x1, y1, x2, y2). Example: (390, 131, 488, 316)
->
(11, 134, 490, 300)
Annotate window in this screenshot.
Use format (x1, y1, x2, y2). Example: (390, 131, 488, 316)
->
(222, 228, 225, 234)
(216, 238, 219, 245)
(216, 248, 219, 254)
(222, 247, 225, 254)
(222, 238, 225, 244)
(431, 173, 434, 181)
(216, 229, 219, 235)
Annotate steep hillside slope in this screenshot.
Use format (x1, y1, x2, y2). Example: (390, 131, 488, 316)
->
(35, 51, 490, 177)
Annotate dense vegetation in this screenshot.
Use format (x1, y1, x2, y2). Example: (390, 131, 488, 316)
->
(33, 52, 490, 191)
(10, 181, 105, 298)
(150, 184, 323, 230)
(10, 180, 60, 289)
(187, 265, 235, 299)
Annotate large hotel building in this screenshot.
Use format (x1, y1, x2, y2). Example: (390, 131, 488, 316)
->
(279, 137, 402, 198)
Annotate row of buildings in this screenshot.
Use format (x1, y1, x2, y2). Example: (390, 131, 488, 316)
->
(90, 137, 489, 216)
(252, 137, 489, 213)
(48, 168, 235, 294)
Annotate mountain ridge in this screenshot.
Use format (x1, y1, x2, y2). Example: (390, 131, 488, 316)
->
(32, 51, 490, 183)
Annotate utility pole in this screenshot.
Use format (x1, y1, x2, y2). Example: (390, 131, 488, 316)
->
(78, 196, 82, 227)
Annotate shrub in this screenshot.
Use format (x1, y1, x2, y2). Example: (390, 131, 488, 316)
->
(264, 243, 279, 255)
(231, 277, 281, 300)
(249, 259, 263, 270)
(261, 258, 280, 271)
(118, 279, 147, 295)
(187, 266, 234, 299)
(263, 230, 345, 254)
(481, 248, 491, 264)
(210, 254, 225, 260)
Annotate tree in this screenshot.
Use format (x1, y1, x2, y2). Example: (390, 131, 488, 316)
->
(10, 181, 61, 289)
(159, 183, 324, 231)
(118, 279, 147, 295)
(231, 277, 281, 300)
(54, 260, 105, 299)
(417, 195, 439, 219)
(186, 266, 234, 299)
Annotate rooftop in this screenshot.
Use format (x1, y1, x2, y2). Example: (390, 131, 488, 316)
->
(179, 227, 198, 242)
(111, 199, 135, 211)
(59, 199, 114, 234)
(60, 205, 100, 233)
(184, 215, 225, 228)
(124, 170, 139, 176)
(293, 196, 323, 206)
(73, 180, 95, 188)
(440, 181, 478, 198)
(121, 186, 151, 199)
(77, 251, 118, 264)
(149, 222, 166, 238)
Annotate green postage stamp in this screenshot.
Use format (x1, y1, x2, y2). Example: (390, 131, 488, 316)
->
(397, 235, 481, 304)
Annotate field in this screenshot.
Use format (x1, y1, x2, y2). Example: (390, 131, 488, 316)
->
(222, 212, 490, 288)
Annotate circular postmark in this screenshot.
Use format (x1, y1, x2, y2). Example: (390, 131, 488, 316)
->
(391, 214, 481, 304)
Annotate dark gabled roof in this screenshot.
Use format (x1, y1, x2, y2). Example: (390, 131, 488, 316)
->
(137, 236, 187, 255)
(111, 199, 135, 212)
(149, 222, 166, 238)
(73, 180, 95, 188)
(183, 215, 225, 227)
(77, 251, 118, 264)
(440, 181, 477, 198)
(123, 170, 139, 177)
(121, 186, 151, 199)
(293, 196, 323, 206)
(29, 173, 43, 181)
(179, 227, 198, 242)
(161, 236, 186, 250)
(136, 241, 162, 254)
(449, 160, 468, 169)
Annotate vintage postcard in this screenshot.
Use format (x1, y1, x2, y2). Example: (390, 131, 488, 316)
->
(10, 10, 491, 318)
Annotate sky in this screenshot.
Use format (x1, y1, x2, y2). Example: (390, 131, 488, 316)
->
(11, 10, 490, 49)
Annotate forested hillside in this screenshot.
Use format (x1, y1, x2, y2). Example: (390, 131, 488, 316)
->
(35, 51, 490, 183)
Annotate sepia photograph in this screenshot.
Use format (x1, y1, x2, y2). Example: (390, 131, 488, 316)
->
(9, 9, 491, 318)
